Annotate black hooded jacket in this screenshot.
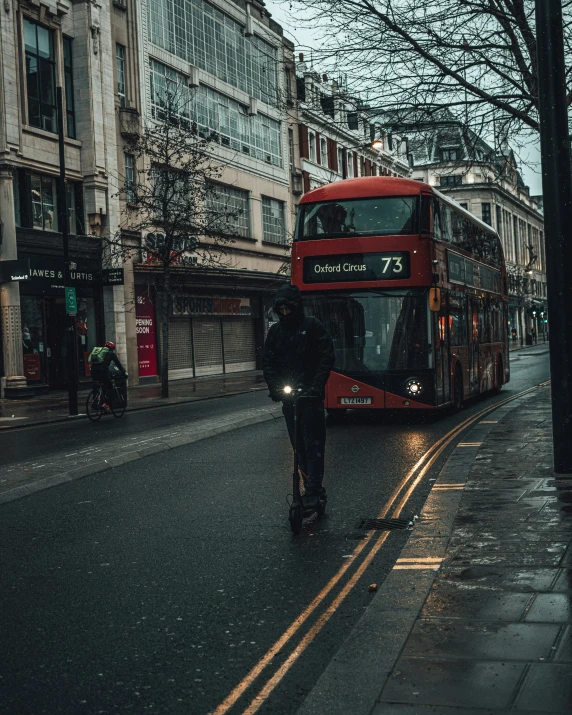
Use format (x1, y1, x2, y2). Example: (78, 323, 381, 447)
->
(263, 285, 335, 398)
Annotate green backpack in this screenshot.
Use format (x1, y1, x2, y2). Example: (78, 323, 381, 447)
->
(88, 346, 110, 364)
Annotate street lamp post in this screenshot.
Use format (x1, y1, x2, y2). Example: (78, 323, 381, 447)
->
(536, 0, 572, 472)
(56, 86, 79, 416)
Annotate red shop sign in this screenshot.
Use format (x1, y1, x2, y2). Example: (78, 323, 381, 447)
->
(135, 291, 158, 377)
(23, 354, 42, 381)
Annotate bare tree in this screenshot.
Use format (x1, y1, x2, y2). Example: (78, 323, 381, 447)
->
(109, 86, 243, 399)
(287, 0, 572, 143)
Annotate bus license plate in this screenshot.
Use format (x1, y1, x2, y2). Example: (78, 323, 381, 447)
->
(341, 397, 372, 405)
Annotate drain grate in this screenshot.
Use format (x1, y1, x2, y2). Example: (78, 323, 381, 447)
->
(357, 516, 415, 531)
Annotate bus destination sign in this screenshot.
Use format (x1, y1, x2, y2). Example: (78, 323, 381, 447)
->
(303, 252, 410, 284)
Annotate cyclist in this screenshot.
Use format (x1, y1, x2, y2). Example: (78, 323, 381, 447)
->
(88, 341, 128, 412)
(263, 284, 335, 510)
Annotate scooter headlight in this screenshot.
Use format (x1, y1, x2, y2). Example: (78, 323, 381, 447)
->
(404, 378, 423, 396)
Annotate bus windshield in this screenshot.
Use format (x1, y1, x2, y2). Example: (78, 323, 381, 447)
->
(298, 197, 417, 240)
(304, 289, 432, 374)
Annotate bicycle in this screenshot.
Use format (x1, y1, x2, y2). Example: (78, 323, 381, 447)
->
(86, 376, 127, 422)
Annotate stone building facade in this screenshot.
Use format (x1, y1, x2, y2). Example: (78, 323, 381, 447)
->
(295, 60, 412, 192)
(409, 123, 546, 344)
(0, 0, 129, 398)
(127, 0, 297, 382)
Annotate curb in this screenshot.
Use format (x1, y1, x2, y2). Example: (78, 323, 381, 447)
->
(0, 386, 268, 432)
(0, 405, 283, 506)
(296, 390, 541, 715)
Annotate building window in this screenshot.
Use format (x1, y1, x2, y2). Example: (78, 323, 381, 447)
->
(459, 203, 468, 210)
(24, 18, 57, 133)
(308, 131, 316, 162)
(347, 152, 354, 178)
(206, 183, 250, 237)
(440, 175, 462, 187)
(262, 197, 286, 244)
(149, 60, 282, 167)
(513, 215, 519, 263)
(63, 37, 76, 139)
(337, 147, 344, 175)
(441, 148, 460, 161)
(148, 0, 278, 105)
(31, 173, 58, 231)
(495, 205, 503, 238)
(288, 128, 294, 174)
(481, 202, 491, 225)
(320, 137, 328, 166)
(124, 153, 136, 203)
(116, 43, 126, 107)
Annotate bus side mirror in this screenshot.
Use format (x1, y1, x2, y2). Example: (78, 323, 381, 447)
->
(429, 287, 441, 312)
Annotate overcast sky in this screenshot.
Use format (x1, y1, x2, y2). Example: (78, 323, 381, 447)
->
(264, 0, 543, 195)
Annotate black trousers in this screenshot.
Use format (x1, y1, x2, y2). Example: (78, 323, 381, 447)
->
(282, 397, 326, 492)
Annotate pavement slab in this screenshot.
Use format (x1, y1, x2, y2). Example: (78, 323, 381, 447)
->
(298, 387, 572, 715)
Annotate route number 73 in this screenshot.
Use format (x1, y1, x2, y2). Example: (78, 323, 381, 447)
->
(381, 256, 404, 273)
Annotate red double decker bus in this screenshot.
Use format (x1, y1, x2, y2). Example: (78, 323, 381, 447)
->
(292, 177, 509, 415)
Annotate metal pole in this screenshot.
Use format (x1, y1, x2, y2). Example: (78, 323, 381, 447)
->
(536, 0, 572, 473)
(56, 86, 79, 416)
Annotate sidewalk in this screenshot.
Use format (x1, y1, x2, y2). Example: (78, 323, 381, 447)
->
(0, 370, 267, 429)
(300, 387, 572, 714)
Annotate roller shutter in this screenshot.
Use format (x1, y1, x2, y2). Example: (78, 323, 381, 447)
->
(168, 319, 194, 379)
(222, 319, 256, 372)
(193, 319, 223, 376)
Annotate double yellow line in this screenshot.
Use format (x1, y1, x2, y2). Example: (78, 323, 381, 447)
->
(214, 381, 550, 715)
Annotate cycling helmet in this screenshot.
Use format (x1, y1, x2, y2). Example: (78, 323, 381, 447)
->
(104, 341, 116, 350)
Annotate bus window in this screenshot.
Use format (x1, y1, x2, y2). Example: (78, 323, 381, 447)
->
(448, 293, 468, 346)
(304, 289, 431, 374)
(297, 197, 417, 239)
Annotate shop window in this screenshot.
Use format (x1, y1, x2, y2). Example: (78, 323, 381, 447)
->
(262, 196, 287, 245)
(14, 171, 84, 235)
(31, 173, 58, 231)
(24, 18, 57, 133)
(116, 43, 126, 107)
(63, 37, 76, 139)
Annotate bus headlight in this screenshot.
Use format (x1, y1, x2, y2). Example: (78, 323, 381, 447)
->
(404, 378, 423, 396)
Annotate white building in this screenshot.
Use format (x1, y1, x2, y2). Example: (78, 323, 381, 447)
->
(408, 121, 546, 344)
(0, 0, 129, 398)
(130, 0, 297, 382)
(295, 59, 411, 194)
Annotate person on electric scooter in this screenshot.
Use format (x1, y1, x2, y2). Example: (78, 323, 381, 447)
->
(263, 284, 335, 511)
(88, 341, 128, 412)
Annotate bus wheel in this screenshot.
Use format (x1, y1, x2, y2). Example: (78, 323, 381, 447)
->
(453, 367, 464, 412)
(492, 359, 503, 395)
(326, 408, 348, 423)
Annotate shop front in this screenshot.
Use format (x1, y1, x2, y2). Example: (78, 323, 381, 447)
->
(18, 257, 104, 391)
(134, 285, 264, 381)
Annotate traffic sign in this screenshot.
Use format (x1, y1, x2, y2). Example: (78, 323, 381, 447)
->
(65, 286, 77, 315)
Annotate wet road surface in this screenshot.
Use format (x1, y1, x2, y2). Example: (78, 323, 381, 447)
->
(0, 349, 551, 714)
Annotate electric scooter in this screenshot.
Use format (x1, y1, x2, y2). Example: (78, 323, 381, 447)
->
(284, 386, 327, 535)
